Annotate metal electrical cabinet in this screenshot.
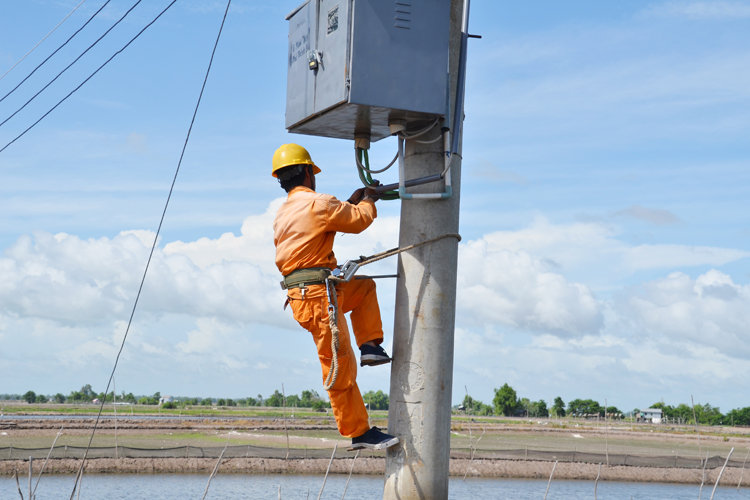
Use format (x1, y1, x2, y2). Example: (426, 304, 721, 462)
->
(285, 0, 451, 142)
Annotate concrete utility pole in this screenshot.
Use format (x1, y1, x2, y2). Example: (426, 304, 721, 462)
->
(383, 1, 466, 498)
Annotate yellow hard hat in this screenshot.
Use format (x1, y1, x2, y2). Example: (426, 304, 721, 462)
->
(271, 143, 321, 178)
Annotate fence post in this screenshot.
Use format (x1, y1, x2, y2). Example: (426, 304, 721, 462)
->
(543, 461, 558, 500)
(710, 448, 735, 500)
(64, 445, 67, 459)
(594, 463, 602, 500)
(186, 446, 190, 459)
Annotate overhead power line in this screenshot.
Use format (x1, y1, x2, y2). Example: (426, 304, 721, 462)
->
(0, 0, 143, 130)
(66, 0, 233, 498)
(0, 0, 87, 82)
(0, 0, 177, 155)
(0, 0, 112, 105)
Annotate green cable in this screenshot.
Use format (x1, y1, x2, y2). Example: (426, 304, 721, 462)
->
(360, 149, 399, 200)
(362, 149, 374, 184)
(356, 148, 371, 187)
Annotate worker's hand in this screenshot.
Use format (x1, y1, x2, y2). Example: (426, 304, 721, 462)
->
(348, 181, 380, 204)
(363, 186, 381, 202)
(347, 187, 367, 205)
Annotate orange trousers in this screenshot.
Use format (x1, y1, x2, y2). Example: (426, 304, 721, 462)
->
(288, 278, 383, 438)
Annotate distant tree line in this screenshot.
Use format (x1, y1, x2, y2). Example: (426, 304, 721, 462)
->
(362, 390, 389, 410)
(648, 401, 730, 426)
(458, 383, 748, 426)
(4, 383, 745, 425)
(460, 384, 554, 417)
(5, 386, 395, 411)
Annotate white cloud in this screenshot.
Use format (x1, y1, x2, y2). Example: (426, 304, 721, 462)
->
(3, 202, 750, 410)
(164, 197, 400, 275)
(0, 227, 284, 326)
(176, 318, 226, 354)
(59, 337, 120, 365)
(448, 221, 750, 408)
(622, 244, 748, 271)
(0, 197, 402, 380)
(480, 217, 749, 283)
(458, 239, 603, 337)
(164, 199, 282, 270)
(620, 341, 744, 380)
(617, 270, 750, 357)
(453, 320, 750, 411)
(3, 211, 746, 349)
(642, 1, 750, 19)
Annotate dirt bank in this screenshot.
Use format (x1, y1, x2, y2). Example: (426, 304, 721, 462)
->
(0, 457, 745, 485)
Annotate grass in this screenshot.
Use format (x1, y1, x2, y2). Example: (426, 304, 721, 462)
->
(0, 402, 393, 423)
(1, 429, 738, 459)
(0, 429, 347, 450)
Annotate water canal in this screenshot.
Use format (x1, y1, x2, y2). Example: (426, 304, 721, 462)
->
(1, 473, 746, 499)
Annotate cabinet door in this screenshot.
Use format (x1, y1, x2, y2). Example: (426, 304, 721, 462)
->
(349, 0, 450, 114)
(285, 1, 316, 128)
(313, 0, 350, 113)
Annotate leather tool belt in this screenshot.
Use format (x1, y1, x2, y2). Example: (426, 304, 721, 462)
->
(280, 267, 332, 290)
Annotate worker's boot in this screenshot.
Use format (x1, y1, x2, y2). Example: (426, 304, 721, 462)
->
(359, 343, 391, 367)
(350, 426, 399, 450)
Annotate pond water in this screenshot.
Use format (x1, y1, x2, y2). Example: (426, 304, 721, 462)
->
(1, 473, 747, 500)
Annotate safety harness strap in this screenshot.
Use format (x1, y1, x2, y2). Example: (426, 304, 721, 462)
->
(286, 233, 462, 392)
(280, 267, 331, 290)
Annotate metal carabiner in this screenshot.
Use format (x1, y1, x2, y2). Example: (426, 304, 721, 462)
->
(324, 278, 337, 316)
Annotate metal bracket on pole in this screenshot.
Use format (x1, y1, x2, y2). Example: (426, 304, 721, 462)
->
(397, 136, 453, 200)
(374, 174, 443, 194)
(372, 138, 452, 198)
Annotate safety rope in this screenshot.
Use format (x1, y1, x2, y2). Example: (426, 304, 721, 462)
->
(323, 278, 341, 391)
(320, 233, 461, 390)
(355, 232, 462, 266)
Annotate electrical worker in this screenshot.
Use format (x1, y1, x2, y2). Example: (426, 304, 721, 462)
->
(272, 143, 399, 451)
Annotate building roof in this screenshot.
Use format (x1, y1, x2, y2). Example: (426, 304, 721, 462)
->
(643, 408, 663, 414)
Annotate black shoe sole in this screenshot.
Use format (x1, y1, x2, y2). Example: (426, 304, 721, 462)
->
(360, 356, 391, 367)
(350, 436, 400, 450)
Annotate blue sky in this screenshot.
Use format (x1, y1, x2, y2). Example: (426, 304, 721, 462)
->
(1, 0, 749, 414)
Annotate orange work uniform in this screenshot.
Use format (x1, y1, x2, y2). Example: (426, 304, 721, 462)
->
(273, 186, 383, 438)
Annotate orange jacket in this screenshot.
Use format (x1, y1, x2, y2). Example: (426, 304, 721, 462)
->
(273, 186, 377, 276)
